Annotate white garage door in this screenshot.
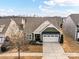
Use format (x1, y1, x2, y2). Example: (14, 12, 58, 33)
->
(43, 34, 59, 42)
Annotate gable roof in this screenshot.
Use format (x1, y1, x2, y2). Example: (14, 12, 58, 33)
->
(33, 20, 50, 34)
(9, 17, 24, 25)
(1, 16, 26, 25)
(0, 16, 26, 34)
(0, 16, 62, 34)
(70, 14, 79, 25)
(0, 17, 11, 34)
(13, 18, 23, 25)
(25, 17, 62, 34)
(33, 20, 61, 34)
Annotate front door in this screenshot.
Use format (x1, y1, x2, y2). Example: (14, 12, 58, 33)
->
(35, 34, 40, 41)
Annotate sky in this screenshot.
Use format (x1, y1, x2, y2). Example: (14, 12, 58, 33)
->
(0, 0, 79, 17)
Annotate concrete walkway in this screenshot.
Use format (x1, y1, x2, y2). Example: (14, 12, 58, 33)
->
(0, 53, 43, 56)
(42, 43, 69, 59)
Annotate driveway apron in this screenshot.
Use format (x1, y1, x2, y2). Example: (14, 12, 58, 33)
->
(42, 42, 69, 59)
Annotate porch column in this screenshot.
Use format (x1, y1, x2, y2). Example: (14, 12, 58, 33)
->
(34, 34, 35, 41)
(40, 34, 43, 41)
(32, 33, 35, 41)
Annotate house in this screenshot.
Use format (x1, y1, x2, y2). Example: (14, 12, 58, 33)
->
(0, 16, 25, 44)
(63, 14, 79, 41)
(5, 17, 25, 43)
(25, 17, 63, 43)
(0, 17, 11, 44)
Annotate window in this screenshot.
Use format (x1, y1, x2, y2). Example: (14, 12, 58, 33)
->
(54, 34, 59, 37)
(43, 34, 50, 37)
(50, 34, 55, 37)
(27, 35, 31, 39)
(43, 34, 59, 37)
(48, 35, 50, 37)
(43, 35, 46, 37)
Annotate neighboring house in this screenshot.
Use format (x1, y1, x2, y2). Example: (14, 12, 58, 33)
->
(0, 18, 11, 44)
(63, 14, 79, 41)
(25, 17, 63, 43)
(5, 17, 25, 43)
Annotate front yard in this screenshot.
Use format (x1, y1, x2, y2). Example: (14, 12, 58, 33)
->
(61, 33, 79, 53)
(60, 29, 79, 59)
(0, 44, 42, 59)
(5, 44, 42, 53)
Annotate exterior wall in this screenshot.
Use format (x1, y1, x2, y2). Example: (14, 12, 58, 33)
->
(63, 16, 77, 40)
(5, 19, 19, 39)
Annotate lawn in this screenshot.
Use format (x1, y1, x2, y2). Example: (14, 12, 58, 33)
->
(5, 44, 43, 53)
(69, 57, 79, 59)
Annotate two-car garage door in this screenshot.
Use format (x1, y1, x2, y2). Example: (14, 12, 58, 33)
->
(43, 34, 59, 42)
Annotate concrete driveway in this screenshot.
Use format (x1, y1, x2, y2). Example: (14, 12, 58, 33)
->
(42, 42, 69, 59)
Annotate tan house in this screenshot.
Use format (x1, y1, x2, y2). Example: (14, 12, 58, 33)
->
(24, 17, 63, 43)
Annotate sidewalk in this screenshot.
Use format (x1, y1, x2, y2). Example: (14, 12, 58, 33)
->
(0, 53, 42, 56)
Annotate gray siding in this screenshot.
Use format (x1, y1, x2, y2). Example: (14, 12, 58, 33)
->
(63, 16, 77, 40)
